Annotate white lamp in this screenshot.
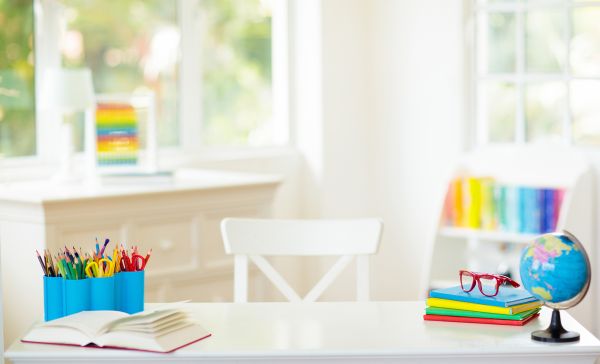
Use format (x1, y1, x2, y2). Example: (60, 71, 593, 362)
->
(41, 68, 96, 181)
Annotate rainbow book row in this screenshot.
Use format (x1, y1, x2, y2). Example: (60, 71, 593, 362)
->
(96, 103, 139, 166)
(442, 177, 565, 234)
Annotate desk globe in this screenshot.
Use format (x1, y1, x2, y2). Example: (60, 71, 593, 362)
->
(519, 230, 591, 342)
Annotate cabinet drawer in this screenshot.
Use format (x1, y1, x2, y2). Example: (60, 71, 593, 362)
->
(129, 218, 199, 276)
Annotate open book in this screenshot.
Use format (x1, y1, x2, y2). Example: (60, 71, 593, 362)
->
(22, 304, 211, 353)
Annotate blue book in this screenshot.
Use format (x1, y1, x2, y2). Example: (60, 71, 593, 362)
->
(541, 188, 555, 233)
(520, 187, 542, 233)
(505, 186, 520, 232)
(429, 285, 538, 307)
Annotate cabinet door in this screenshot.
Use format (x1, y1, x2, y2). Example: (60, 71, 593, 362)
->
(128, 216, 199, 278)
(49, 223, 124, 252)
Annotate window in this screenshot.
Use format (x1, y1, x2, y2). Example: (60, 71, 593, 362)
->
(474, 0, 600, 146)
(60, 0, 180, 148)
(0, 0, 35, 157)
(0, 0, 285, 163)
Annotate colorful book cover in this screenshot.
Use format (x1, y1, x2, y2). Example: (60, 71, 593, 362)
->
(553, 188, 565, 229)
(429, 286, 537, 307)
(425, 297, 542, 315)
(464, 177, 482, 228)
(425, 307, 540, 320)
(504, 186, 520, 233)
(479, 178, 496, 230)
(519, 187, 542, 234)
(451, 178, 464, 227)
(541, 188, 555, 233)
(494, 185, 508, 231)
(442, 184, 453, 226)
(423, 313, 540, 326)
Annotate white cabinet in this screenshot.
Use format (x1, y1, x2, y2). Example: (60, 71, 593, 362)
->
(0, 169, 281, 348)
(421, 145, 596, 333)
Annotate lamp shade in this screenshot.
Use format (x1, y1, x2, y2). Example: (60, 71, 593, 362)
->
(40, 68, 96, 112)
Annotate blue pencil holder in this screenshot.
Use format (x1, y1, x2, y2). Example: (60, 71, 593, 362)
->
(90, 276, 116, 311)
(43, 276, 64, 321)
(63, 279, 91, 316)
(116, 271, 144, 314)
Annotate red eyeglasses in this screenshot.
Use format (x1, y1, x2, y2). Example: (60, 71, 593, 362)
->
(459, 270, 520, 297)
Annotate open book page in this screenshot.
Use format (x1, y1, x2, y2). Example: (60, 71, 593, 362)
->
(95, 321, 210, 353)
(22, 311, 128, 346)
(102, 309, 187, 332)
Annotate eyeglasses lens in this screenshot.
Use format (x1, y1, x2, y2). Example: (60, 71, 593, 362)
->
(479, 276, 498, 296)
(460, 271, 474, 292)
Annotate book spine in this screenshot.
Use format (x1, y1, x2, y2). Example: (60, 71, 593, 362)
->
(523, 187, 542, 234)
(495, 185, 508, 231)
(465, 177, 482, 228)
(423, 314, 538, 326)
(426, 298, 510, 314)
(479, 178, 496, 230)
(553, 188, 565, 229)
(541, 188, 555, 233)
(505, 186, 520, 233)
(428, 291, 505, 307)
(442, 183, 454, 226)
(452, 178, 464, 227)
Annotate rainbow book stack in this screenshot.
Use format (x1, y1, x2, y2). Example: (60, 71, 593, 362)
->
(424, 286, 542, 326)
(96, 103, 139, 166)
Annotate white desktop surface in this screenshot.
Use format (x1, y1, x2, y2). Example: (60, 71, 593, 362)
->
(6, 301, 600, 363)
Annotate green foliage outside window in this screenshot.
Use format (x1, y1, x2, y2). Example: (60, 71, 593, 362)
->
(0, 0, 35, 158)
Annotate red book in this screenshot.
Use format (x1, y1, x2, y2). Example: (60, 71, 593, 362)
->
(423, 313, 540, 326)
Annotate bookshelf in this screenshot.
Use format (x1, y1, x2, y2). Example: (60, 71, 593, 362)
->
(420, 145, 596, 333)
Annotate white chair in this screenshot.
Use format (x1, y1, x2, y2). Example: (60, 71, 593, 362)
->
(221, 218, 383, 302)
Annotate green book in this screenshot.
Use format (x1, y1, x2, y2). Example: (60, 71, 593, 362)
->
(425, 307, 540, 321)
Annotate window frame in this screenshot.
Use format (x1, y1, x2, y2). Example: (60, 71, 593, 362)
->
(0, 0, 290, 177)
(472, 0, 600, 146)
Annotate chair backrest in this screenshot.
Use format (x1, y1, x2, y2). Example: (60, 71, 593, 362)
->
(221, 218, 383, 302)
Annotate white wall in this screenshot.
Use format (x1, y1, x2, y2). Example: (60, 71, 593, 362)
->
(369, 0, 465, 299)
(288, 0, 465, 300)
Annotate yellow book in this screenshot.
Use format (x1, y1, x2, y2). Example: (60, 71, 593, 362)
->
(426, 297, 542, 315)
(464, 177, 482, 228)
(479, 177, 496, 230)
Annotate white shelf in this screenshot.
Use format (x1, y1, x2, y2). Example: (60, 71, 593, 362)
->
(438, 227, 540, 244)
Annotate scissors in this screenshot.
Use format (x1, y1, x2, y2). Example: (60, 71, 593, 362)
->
(120, 253, 148, 272)
(86, 258, 114, 278)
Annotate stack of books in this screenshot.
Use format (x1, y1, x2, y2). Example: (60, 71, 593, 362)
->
(424, 286, 542, 326)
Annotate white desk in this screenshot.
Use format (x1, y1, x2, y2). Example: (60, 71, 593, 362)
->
(6, 302, 600, 363)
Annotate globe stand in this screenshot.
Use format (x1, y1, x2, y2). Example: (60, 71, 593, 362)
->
(532, 309, 580, 343)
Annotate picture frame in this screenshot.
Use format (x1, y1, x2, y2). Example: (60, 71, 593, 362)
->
(94, 93, 158, 175)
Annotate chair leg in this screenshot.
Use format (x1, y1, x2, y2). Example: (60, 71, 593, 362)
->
(234, 255, 248, 303)
(356, 255, 370, 302)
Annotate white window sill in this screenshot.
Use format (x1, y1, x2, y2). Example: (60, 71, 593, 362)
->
(0, 146, 301, 183)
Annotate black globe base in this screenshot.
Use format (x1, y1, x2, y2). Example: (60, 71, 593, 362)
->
(532, 309, 580, 343)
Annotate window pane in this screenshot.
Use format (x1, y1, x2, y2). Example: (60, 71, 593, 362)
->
(525, 10, 564, 73)
(479, 82, 516, 142)
(478, 12, 516, 74)
(571, 7, 600, 76)
(60, 0, 179, 147)
(525, 82, 564, 142)
(0, 0, 35, 157)
(200, 0, 273, 146)
(572, 80, 600, 145)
